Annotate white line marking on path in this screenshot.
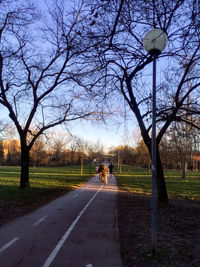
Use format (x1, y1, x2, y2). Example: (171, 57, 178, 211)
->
(33, 216, 48, 226)
(42, 185, 103, 267)
(0, 237, 19, 254)
(86, 264, 93, 267)
(72, 193, 79, 198)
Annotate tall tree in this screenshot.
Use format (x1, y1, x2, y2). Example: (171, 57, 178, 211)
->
(82, 0, 200, 203)
(0, 0, 98, 188)
(0, 138, 4, 165)
(30, 134, 47, 167)
(51, 131, 71, 166)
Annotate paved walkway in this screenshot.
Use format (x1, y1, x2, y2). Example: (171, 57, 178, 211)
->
(0, 175, 123, 267)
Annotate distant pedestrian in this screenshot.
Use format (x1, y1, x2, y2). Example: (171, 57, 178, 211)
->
(108, 163, 114, 179)
(98, 164, 103, 181)
(102, 164, 108, 185)
(96, 166, 99, 174)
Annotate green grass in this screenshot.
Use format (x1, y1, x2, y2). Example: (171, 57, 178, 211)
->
(1, 165, 199, 215)
(116, 168, 200, 200)
(0, 166, 95, 204)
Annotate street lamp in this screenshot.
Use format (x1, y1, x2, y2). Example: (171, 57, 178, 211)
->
(143, 28, 167, 254)
(81, 151, 83, 175)
(117, 146, 122, 173)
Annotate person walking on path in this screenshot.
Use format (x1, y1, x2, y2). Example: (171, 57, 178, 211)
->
(96, 166, 99, 174)
(108, 163, 114, 179)
(98, 164, 103, 182)
(102, 164, 108, 185)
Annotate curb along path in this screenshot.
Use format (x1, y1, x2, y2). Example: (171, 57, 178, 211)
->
(0, 175, 123, 267)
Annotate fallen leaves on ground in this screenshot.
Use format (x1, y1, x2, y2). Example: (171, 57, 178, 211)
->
(117, 191, 200, 267)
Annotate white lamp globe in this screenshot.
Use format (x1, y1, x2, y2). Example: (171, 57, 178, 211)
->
(143, 28, 167, 55)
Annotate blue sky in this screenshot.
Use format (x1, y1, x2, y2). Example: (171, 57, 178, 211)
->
(68, 115, 139, 151)
(1, 0, 168, 151)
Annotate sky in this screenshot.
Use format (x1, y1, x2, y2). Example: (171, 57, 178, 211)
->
(0, 0, 142, 152)
(2, 0, 199, 155)
(1, 0, 167, 152)
(0, 102, 139, 151)
(59, 113, 140, 151)
(32, 0, 141, 150)
(72, 118, 138, 149)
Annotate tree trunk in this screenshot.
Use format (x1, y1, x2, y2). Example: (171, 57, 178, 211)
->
(20, 142, 30, 189)
(146, 141, 169, 204)
(156, 147, 168, 204)
(182, 156, 186, 179)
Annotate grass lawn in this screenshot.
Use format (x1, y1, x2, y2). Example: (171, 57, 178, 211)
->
(0, 166, 95, 225)
(117, 168, 200, 200)
(116, 168, 200, 266)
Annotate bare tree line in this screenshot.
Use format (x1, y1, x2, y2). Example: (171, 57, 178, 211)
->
(0, 132, 106, 167)
(1, 127, 199, 173)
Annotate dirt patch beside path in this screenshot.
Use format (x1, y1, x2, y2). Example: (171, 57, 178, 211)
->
(117, 191, 200, 267)
(0, 190, 70, 226)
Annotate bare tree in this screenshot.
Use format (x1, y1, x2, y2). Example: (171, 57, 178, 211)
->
(161, 116, 200, 174)
(0, 0, 99, 188)
(0, 138, 4, 164)
(4, 139, 21, 165)
(30, 134, 47, 167)
(81, 0, 200, 203)
(51, 131, 71, 166)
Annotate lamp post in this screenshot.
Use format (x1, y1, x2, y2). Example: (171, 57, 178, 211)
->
(117, 146, 122, 173)
(81, 151, 83, 175)
(143, 28, 167, 253)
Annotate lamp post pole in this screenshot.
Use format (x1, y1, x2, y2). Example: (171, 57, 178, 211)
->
(117, 146, 121, 173)
(151, 53, 157, 253)
(143, 28, 167, 254)
(81, 151, 83, 175)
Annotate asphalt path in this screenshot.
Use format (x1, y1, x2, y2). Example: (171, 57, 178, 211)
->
(0, 175, 123, 267)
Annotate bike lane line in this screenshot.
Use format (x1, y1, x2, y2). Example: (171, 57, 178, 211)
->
(42, 184, 103, 267)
